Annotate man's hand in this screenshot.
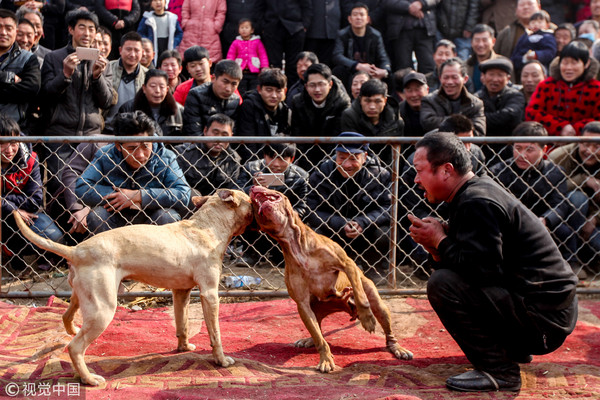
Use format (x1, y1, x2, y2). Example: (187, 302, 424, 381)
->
(92, 56, 108, 79)
(115, 20, 125, 30)
(68, 207, 91, 234)
(16, 209, 37, 226)
(356, 63, 373, 74)
(408, 214, 446, 261)
(253, 172, 269, 187)
(63, 53, 79, 78)
(585, 176, 600, 202)
(408, 1, 424, 18)
(103, 187, 142, 212)
(370, 67, 388, 80)
(344, 220, 363, 239)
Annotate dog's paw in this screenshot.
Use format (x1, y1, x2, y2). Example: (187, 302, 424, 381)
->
(216, 356, 235, 368)
(81, 373, 106, 386)
(358, 308, 376, 333)
(389, 343, 414, 360)
(177, 343, 196, 352)
(294, 337, 314, 348)
(317, 354, 335, 373)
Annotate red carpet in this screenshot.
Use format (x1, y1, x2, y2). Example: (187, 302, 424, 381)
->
(1, 296, 599, 399)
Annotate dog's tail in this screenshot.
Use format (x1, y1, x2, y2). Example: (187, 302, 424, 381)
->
(13, 210, 74, 260)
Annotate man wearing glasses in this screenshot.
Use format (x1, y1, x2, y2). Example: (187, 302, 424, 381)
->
(75, 111, 190, 233)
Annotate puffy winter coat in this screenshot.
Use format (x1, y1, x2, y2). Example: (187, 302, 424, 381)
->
(226, 35, 269, 73)
(436, 0, 479, 39)
(420, 86, 486, 136)
(137, 11, 184, 65)
(525, 58, 600, 136)
(179, 0, 226, 61)
(182, 81, 242, 135)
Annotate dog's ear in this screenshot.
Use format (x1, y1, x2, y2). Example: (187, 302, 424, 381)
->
(218, 189, 240, 207)
(192, 195, 210, 209)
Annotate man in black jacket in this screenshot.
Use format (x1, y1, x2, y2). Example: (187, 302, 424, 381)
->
(291, 63, 351, 171)
(409, 131, 578, 392)
(306, 132, 392, 278)
(182, 59, 242, 136)
(235, 68, 291, 163)
(331, 3, 391, 90)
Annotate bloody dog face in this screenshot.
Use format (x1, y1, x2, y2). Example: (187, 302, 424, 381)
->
(249, 186, 290, 235)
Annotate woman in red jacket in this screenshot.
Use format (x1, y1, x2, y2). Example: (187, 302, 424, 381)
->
(526, 41, 600, 138)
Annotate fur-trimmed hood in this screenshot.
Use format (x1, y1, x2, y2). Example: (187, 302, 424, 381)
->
(549, 56, 600, 83)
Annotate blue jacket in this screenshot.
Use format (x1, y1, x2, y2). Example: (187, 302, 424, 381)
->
(137, 11, 184, 65)
(76, 142, 191, 213)
(511, 29, 557, 73)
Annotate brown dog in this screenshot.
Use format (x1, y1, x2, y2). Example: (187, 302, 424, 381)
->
(249, 186, 413, 372)
(14, 189, 254, 386)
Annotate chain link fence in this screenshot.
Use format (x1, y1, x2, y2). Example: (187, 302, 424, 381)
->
(2, 136, 600, 299)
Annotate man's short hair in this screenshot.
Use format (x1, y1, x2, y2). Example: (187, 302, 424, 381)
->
(439, 114, 473, 134)
(16, 7, 42, 24)
(295, 51, 319, 66)
(258, 68, 287, 89)
(521, 59, 547, 76)
(555, 23, 576, 40)
(113, 111, 155, 136)
(304, 63, 333, 82)
(415, 131, 473, 175)
(440, 57, 467, 77)
(144, 68, 168, 85)
(512, 121, 548, 148)
(582, 121, 600, 135)
(120, 31, 142, 47)
(434, 39, 457, 54)
(350, 2, 369, 14)
(263, 143, 296, 159)
(206, 113, 235, 131)
(0, 114, 20, 136)
(214, 59, 243, 80)
(471, 23, 495, 38)
(17, 18, 36, 32)
(0, 9, 18, 24)
(97, 25, 112, 39)
(580, 19, 600, 33)
(158, 49, 182, 67)
(141, 37, 153, 49)
(359, 78, 387, 98)
(66, 9, 99, 30)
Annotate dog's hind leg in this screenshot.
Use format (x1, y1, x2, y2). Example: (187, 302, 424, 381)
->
(361, 276, 413, 360)
(199, 280, 234, 368)
(173, 288, 196, 352)
(68, 272, 118, 386)
(63, 292, 80, 335)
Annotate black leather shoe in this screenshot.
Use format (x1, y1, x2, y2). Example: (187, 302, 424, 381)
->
(446, 370, 521, 392)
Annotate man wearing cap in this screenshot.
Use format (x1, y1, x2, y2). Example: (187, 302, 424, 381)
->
(400, 71, 429, 137)
(340, 78, 404, 166)
(306, 131, 392, 281)
(174, 45, 213, 106)
(420, 57, 486, 136)
(475, 57, 525, 165)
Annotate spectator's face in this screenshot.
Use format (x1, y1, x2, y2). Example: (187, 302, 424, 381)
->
(335, 151, 366, 178)
(471, 31, 495, 58)
(403, 81, 428, 110)
(350, 73, 369, 99)
(305, 73, 332, 104)
(95, 32, 112, 58)
(119, 40, 143, 70)
(440, 64, 467, 99)
(0, 17, 17, 52)
(528, 18, 547, 32)
(238, 21, 253, 40)
(578, 132, 600, 167)
(16, 22, 35, 51)
(151, 0, 165, 14)
(212, 73, 240, 99)
(187, 58, 211, 84)
(258, 85, 286, 111)
(481, 68, 510, 96)
(117, 134, 152, 170)
(203, 121, 233, 156)
(413, 147, 451, 204)
(520, 62, 545, 95)
(554, 29, 572, 53)
(23, 12, 43, 44)
(264, 154, 292, 173)
(140, 41, 154, 68)
(160, 57, 182, 80)
(592, 0, 600, 20)
(560, 57, 587, 83)
(142, 76, 168, 107)
(456, 130, 474, 152)
(69, 19, 96, 48)
(513, 142, 544, 170)
(296, 57, 312, 81)
(360, 94, 387, 121)
(348, 7, 369, 30)
(0, 139, 19, 166)
(516, 0, 539, 21)
(433, 45, 455, 69)
(578, 23, 598, 40)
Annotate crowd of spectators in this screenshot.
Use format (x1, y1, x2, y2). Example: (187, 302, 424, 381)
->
(1, 0, 600, 281)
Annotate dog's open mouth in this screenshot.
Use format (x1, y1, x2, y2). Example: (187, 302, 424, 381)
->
(250, 186, 282, 217)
